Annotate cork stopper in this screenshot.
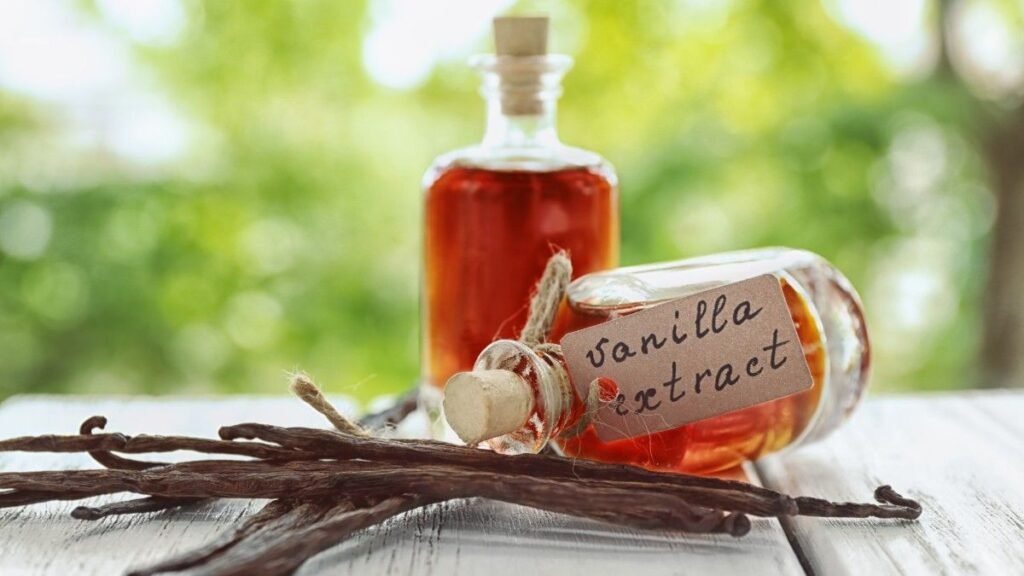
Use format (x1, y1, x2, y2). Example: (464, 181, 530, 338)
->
(493, 16, 548, 57)
(443, 369, 535, 445)
(479, 16, 565, 116)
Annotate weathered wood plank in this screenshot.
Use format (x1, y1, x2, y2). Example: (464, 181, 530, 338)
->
(756, 391, 1024, 576)
(0, 395, 804, 576)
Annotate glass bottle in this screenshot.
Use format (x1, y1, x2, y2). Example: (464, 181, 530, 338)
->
(421, 17, 619, 398)
(443, 248, 870, 474)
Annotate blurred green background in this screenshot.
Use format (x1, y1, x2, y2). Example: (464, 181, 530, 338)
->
(1, 0, 1022, 405)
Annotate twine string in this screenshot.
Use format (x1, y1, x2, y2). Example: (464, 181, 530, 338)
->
(519, 251, 572, 349)
(290, 373, 368, 436)
(518, 251, 608, 438)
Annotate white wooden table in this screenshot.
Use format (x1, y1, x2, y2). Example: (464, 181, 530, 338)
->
(0, 392, 1021, 575)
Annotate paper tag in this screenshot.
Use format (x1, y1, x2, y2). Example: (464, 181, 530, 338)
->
(559, 274, 813, 442)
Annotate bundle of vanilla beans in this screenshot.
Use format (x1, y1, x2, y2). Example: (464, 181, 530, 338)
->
(0, 378, 919, 576)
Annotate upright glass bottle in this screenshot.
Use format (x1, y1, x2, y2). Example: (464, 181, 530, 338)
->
(422, 17, 619, 395)
(444, 248, 871, 474)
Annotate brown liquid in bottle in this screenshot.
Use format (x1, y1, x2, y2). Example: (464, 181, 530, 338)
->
(423, 165, 618, 389)
(548, 279, 827, 474)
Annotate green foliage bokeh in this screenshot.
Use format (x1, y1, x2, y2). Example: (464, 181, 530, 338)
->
(0, 0, 1008, 403)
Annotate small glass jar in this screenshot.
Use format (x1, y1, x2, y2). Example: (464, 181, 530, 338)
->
(443, 248, 870, 474)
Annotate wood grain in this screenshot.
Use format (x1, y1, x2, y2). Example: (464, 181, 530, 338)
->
(756, 391, 1024, 576)
(0, 395, 803, 576)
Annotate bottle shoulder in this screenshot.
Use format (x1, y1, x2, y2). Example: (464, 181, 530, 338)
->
(566, 248, 822, 312)
(422, 143, 617, 190)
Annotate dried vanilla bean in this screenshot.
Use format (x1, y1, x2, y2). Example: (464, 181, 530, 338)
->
(0, 429, 303, 462)
(71, 496, 206, 520)
(874, 485, 923, 512)
(189, 495, 428, 576)
(127, 499, 305, 576)
(80, 416, 169, 471)
(793, 485, 925, 520)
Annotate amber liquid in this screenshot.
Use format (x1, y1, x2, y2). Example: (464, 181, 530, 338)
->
(423, 165, 618, 389)
(549, 279, 827, 474)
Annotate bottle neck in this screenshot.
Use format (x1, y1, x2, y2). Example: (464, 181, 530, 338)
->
(482, 102, 560, 148)
(457, 339, 581, 455)
(471, 54, 572, 150)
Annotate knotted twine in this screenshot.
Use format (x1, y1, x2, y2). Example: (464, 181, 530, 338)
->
(517, 251, 609, 438)
(518, 251, 573, 350)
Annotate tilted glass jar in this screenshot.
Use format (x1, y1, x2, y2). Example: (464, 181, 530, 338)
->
(443, 248, 870, 474)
